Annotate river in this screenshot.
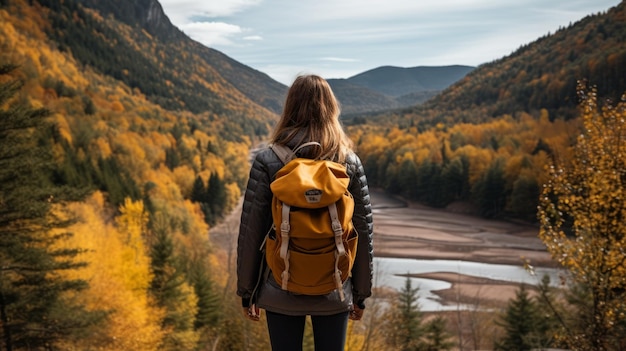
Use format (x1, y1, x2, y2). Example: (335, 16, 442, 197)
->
(373, 257, 562, 311)
(368, 189, 561, 311)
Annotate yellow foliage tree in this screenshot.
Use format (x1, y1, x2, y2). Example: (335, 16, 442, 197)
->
(538, 84, 626, 350)
(116, 198, 151, 288)
(58, 193, 164, 350)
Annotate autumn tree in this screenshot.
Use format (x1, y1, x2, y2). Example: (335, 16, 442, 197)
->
(0, 63, 101, 350)
(538, 84, 626, 350)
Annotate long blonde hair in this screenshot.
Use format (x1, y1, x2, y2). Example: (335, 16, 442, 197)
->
(270, 75, 353, 162)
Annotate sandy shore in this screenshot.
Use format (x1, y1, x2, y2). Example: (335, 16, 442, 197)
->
(211, 189, 558, 307)
(372, 189, 553, 266)
(371, 189, 556, 305)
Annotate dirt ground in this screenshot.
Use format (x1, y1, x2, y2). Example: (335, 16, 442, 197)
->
(211, 188, 558, 307)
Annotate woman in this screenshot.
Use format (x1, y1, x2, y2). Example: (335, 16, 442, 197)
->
(237, 74, 374, 351)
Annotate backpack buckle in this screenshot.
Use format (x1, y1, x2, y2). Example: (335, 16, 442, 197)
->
(281, 270, 290, 290)
(331, 221, 343, 236)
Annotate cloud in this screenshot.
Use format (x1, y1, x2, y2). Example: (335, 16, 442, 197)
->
(320, 57, 359, 63)
(159, 0, 262, 22)
(179, 22, 243, 46)
(243, 35, 263, 41)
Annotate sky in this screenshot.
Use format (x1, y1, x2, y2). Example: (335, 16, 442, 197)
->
(158, 0, 619, 85)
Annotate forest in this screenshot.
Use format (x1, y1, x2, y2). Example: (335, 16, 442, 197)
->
(1, 0, 265, 348)
(0, 0, 625, 350)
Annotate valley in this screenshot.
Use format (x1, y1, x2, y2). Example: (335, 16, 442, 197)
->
(211, 188, 556, 310)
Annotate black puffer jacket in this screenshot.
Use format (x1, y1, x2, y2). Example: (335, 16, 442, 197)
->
(236, 144, 374, 315)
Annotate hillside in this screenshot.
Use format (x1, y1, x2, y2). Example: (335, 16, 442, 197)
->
(0, 0, 283, 349)
(346, 1, 625, 221)
(408, 2, 626, 125)
(329, 65, 474, 114)
(46, 0, 287, 116)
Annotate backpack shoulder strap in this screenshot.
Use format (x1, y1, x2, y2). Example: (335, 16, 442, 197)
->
(270, 142, 322, 164)
(270, 144, 295, 165)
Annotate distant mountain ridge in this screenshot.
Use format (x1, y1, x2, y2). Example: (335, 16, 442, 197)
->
(328, 65, 474, 115)
(347, 65, 475, 96)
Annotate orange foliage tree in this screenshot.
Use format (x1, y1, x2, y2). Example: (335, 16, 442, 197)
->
(538, 84, 626, 350)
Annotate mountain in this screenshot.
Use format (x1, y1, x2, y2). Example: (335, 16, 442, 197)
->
(345, 1, 626, 221)
(42, 0, 287, 116)
(346, 65, 475, 96)
(398, 2, 626, 126)
(329, 65, 474, 114)
(0, 1, 294, 347)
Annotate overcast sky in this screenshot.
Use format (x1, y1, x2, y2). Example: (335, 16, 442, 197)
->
(158, 0, 618, 85)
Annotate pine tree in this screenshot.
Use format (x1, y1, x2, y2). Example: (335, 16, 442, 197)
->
(190, 264, 223, 348)
(441, 155, 470, 202)
(206, 172, 227, 218)
(190, 176, 205, 203)
(397, 159, 419, 199)
(472, 158, 507, 218)
(509, 174, 540, 221)
(148, 214, 199, 350)
(385, 276, 424, 351)
(495, 284, 546, 351)
(189, 262, 221, 330)
(0, 63, 102, 350)
(534, 274, 565, 348)
(423, 316, 454, 351)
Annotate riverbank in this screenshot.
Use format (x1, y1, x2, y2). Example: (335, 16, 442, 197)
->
(370, 188, 557, 306)
(211, 189, 558, 308)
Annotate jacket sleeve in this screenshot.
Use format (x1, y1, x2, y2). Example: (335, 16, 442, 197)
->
(236, 151, 275, 306)
(347, 153, 374, 306)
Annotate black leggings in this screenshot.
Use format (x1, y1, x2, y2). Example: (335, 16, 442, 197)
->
(265, 311, 349, 351)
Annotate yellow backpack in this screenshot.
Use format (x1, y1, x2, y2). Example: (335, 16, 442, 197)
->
(265, 143, 358, 300)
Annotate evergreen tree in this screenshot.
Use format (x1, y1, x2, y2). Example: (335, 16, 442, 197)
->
(206, 141, 218, 154)
(148, 214, 198, 350)
(0, 63, 102, 350)
(423, 316, 455, 351)
(472, 158, 507, 218)
(534, 274, 565, 349)
(189, 266, 220, 331)
(94, 157, 140, 206)
(509, 174, 540, 221)
(363, 154, 380, 186)
(385, 276, 424, 351)
(205, 172, 227, 224)
(165, 147, 180, 170)
(495, 284, 548, 351)
(397, 159, 419, 199)
(190, 176, 205, 203)
(441, 155, 470, 201)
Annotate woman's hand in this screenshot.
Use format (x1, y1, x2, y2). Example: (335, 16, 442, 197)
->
(243, 304, 260, 321)
(349, 305, 364, 321)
